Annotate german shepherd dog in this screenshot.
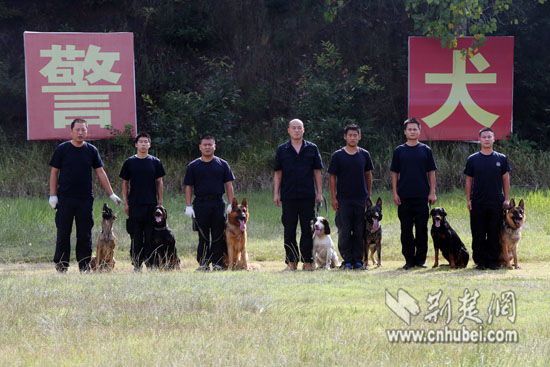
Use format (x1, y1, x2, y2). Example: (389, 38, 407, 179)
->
(363, 197, 383, 267)
(499, 198, 525, 269)
(430, 207, 469, 269)
(311, 216, 340, 269)
(90, 203, 117, 272)
(225, 197, 249, 270)
(149, 206, 180, 270)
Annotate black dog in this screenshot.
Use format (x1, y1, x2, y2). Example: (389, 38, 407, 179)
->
(430, 207, 469, 269)
(149, 206, 180, 270)
(363, 197, 383, 267)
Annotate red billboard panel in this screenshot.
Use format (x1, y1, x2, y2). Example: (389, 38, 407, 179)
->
(409, 36, 514, 141)
(24, 32, 136, 140)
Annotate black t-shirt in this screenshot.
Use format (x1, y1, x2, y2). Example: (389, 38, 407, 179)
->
(49, 141, 103, 199)
(390, 143, 437, 199)
(327, 147, 374, 202)
(274, 140, 323, 201)
(183, 157, 235, 198)
(464, 151, 511, 207)
(119, 155, 166, 206)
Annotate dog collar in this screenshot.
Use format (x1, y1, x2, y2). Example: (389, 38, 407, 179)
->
(154, 226, 167, 231)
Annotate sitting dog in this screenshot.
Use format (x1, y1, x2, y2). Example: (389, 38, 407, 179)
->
(90, 203, 117, 272)
(311, 216, 340, 269)
(225, 197, 250, 270)
(499, 198, 525, 269)
(363, 197, 383, 267)
(149, 205, 180, 270)
(430, 207, 469, 269)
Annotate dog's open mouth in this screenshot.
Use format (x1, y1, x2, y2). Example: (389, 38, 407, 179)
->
(155, 215, 163, 223)
(434, 218, 441, 228)
(372, 219, 379, 230)
(239, 219, 246, 231)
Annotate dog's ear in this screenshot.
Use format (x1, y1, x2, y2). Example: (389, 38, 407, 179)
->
(430, 208, 436, 216)
(162, 206, 167, 220)
(518, 199, 524, 209)
(441, 208, 447, 216)
(232, 197, 238, 207)
(509, 198, 515, 208)
(366, 197, 373, 209)
(376, 197, 382, 207)
(310, 219, 315, 227)
(323, 218, 330, 235)
(242, 197, 247, 207)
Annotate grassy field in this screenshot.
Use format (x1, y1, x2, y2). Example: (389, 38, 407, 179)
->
(0, 189, 549, 366)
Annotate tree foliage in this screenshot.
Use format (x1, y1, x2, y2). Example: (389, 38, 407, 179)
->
(405, 0, 548, 55)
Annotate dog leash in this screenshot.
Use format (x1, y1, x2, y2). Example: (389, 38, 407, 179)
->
(315, 195, 328, 218)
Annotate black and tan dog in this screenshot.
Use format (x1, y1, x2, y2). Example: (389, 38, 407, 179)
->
(430, 207, 469, 269)
(149, 205, 180, 270)
(225, 197, 249, 270)
(499, 198, 525, 269)
(90, 203, 117, 272)
(363, 197, 383, 267)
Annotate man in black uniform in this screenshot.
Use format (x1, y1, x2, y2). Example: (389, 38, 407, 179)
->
(390, 118, 437, 270)
(274, 119, 323, 271)
(328, 124, 374, 270)
(120, 132, 166, 272)
(184, 134, 235, 271)
(465, 127, 510, 270)
(49, 118, 122, 273)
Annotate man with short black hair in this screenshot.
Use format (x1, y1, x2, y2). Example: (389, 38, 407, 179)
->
(328, 124, 374, 270)
(184, 134, 235, 271)
(274, 119, 323, 271)
(391, 118, 437, 270)
(465, 127, 510, 270)
(120, 132, 166, 272)
(49, 118, 122, 273)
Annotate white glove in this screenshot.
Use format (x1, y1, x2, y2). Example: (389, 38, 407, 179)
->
(109, 193, 123, 206)
(49, 195, 58, 209)
(226, 203, 232, 214)
(185, 205, 195, 218)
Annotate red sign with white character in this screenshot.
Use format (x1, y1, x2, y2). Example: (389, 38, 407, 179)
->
(409, 36, 514, 141)
(24, 32, 136, 140)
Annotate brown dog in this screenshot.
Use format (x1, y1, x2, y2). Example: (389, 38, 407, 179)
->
(90, 203, 117, 272)
(499, 198, 525, 269)
(225, 197, 249, 270)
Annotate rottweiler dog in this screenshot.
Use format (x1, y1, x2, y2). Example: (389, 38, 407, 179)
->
(363, 197, 383, 267)
(430, 207, 469, 269)
(149, 205, 180, 270)
(225, 197, 249, 270)
(499, 198, 525, 269)
(90, 203, 117, 272)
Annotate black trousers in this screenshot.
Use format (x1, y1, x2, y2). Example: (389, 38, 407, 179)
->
(470, 205, 502, 267)
(54, 196, 94, 271)
(335, 201, 365, 265)
(398, 198, 429, 266)
(281, 198, 314, 264)
(127, 204, 155, 269)
(194, 199, 226, 266)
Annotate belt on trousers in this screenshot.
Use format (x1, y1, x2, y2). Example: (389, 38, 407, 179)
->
(195, 194, 223, 202)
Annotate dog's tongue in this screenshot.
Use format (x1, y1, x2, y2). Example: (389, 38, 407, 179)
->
(435, 219, 440, 228)
(314, 229, 321, 235)
(372, 219, 379, 230)
(155, 216, 162, 223)
(239, 220, 246, 231)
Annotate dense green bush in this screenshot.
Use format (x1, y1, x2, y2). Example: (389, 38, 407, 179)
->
(292, 41, 383, 154)
(144, 58, 241, 155)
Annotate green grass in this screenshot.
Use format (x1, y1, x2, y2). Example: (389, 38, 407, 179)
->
(0, 189, 549, 366)
(1, 188, 549, 264)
